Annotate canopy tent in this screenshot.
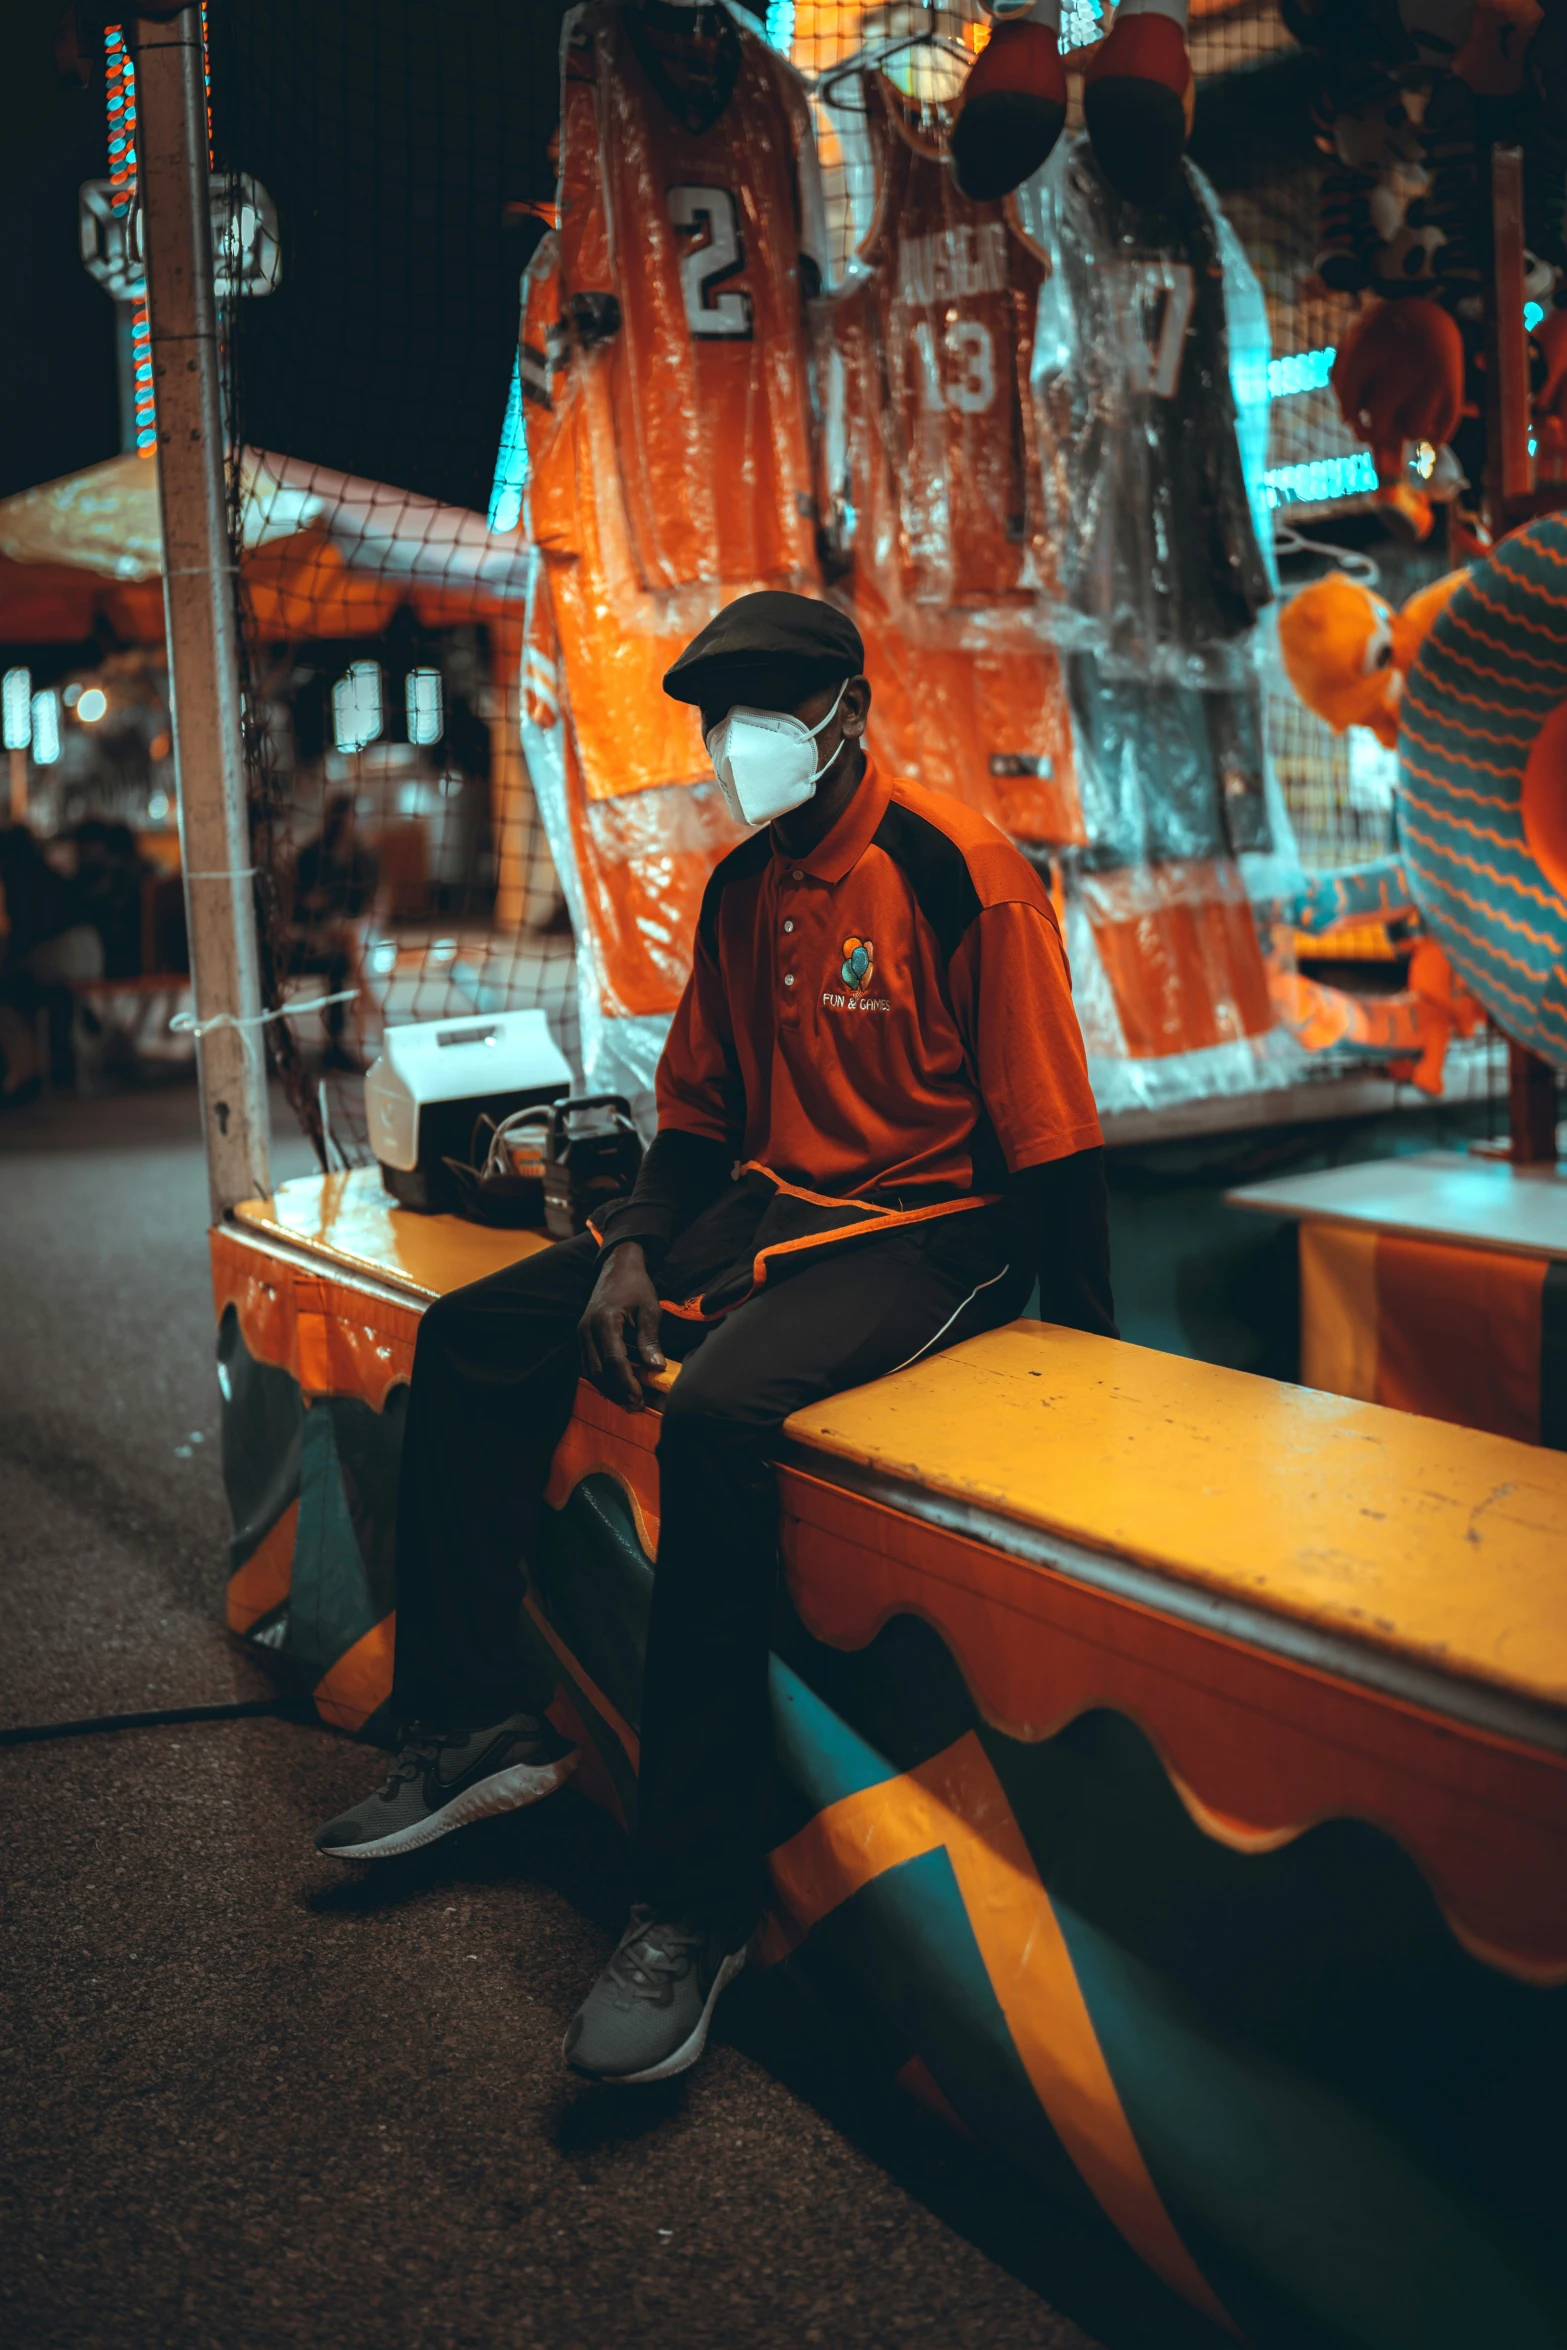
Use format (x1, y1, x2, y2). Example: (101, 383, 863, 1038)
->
(0, 448, 532, 643)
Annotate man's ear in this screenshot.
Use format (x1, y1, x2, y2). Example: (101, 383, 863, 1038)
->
(840, 675, 871, 739)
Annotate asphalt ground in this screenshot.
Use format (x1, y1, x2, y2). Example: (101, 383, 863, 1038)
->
(0, 1079, 1240, 2350)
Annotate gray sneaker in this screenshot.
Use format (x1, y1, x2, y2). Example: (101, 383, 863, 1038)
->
(314, 1714, 577, 1861)
(562, 1905, 749, 2084)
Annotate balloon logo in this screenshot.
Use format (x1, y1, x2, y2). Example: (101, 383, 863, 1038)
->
(841, 936, 874, 991)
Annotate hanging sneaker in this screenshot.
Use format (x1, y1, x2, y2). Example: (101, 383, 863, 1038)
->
(314, 1714, 577, 1861)
(562, 1905, 750, 2084)
(1082, 9, 1195, 206)
(950, 12, 1068, 203)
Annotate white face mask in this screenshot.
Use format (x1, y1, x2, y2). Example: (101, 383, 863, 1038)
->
(704, 683, 848, 828)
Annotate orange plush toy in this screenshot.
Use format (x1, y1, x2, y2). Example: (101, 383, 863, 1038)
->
(1330, 299, 1467, 540)
(1278, 567, 1466, 745)
(1275, 563, 1483, 1094)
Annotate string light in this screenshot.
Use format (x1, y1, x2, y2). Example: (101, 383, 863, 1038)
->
(105, 26, 160, 456)
(2, 668, 32, 751)
(31, 693, 61, 766)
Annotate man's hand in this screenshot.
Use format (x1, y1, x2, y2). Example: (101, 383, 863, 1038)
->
(577, 1241, 666, 1413)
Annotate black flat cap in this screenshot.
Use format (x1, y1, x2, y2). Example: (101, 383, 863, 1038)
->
(663, 590, 864, 707)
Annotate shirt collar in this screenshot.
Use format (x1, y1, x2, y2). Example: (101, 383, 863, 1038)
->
(773, 752, 890, 884)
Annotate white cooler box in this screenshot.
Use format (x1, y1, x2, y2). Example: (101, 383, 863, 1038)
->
(363, 1010, 572, 1213)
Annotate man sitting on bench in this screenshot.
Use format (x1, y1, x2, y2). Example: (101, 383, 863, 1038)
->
(315, 591, 1115, 2085)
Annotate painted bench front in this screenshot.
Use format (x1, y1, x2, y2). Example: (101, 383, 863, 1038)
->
(211, 1169, 1567, 2350)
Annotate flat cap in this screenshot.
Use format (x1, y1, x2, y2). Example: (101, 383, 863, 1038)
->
(663, 589, 864, 706)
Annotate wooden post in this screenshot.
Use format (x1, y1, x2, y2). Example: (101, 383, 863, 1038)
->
(136, 8, 271, 1215)
(1485, 144, 1533, 535)
(8, 745, 26, 823)
(1508, 1039, 1560, 1165)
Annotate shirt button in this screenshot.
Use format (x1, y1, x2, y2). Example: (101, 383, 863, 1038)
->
(783, 973, 795, 988)
(783, 919, 794, 934)
(791, 867, 803, 882)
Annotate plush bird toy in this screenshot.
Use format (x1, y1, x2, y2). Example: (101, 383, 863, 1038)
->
(1278, 565, 1466, 745)
(951, 0, 1194, 206)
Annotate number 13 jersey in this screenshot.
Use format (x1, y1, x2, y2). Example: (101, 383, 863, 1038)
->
(814, 73, 1081, 848)
(558, 0, 824, 601)
(820, 71, 1047, 612)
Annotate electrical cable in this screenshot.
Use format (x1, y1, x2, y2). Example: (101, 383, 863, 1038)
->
(0, 1694, 315, 1749)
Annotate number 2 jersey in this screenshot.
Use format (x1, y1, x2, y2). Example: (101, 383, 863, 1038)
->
(814, 72, 1082, 849)
(518, 1, 824, 1067)
(554, 0, 825, 604)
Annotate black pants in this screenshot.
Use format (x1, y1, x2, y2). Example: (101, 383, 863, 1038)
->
(391, 1194, 1030, 1930)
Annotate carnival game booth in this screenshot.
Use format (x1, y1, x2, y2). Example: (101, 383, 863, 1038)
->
(109, 3, 1566, 2341)
(0, 447, 562, 1099)
(0, 446, 550, 932)
(213, 1162, 1567, 2350)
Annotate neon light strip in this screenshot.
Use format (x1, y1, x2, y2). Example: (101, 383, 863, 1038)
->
(106, 26, 158, 454)
(1268, 345, 1335, 399)
(1264, 452, 1378, 507)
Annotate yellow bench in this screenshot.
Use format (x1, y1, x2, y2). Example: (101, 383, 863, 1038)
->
(211, 1169, 1567, 2350)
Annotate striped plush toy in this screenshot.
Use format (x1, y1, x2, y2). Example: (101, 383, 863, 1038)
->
(1277, 517, 1567, 1084)
(1397, 513, 1567, 1072)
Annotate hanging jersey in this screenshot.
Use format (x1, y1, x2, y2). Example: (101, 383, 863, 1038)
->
(521, 555, 744, 1030)
(519, 235, 746, 1046)
(556, 0, 824, 602)
(1031, 141, 1274, 672)
(521, 230, 709, 804)
(813, 73, 1081, 847)
(824, 72, 1046, 612)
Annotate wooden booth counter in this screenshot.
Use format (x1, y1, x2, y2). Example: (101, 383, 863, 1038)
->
(1227, 1149, 1567, 1449)
(212, 1169, 1567, 2350)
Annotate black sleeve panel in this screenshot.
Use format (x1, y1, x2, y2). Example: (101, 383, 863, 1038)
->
(1006, 1146, 1119, 1339)
(592, 1128, 734, 1272)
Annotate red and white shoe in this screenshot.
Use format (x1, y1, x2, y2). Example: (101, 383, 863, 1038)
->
(1082, 9, 1195, 206)
(950, 14, 1068, 203)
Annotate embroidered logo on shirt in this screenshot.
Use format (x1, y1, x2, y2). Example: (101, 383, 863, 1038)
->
(840, 935, 874, 991)
(824, 934, 891, 1014)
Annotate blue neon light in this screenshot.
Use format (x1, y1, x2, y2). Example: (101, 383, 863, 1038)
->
(1264, 452, 1378, 507)
(487, 352, 528, 536)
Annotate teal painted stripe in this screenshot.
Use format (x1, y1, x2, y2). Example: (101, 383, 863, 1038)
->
(769, 1654, 901, 1811)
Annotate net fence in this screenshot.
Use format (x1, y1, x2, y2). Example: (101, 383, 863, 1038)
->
(190, 0, 1415, 1166)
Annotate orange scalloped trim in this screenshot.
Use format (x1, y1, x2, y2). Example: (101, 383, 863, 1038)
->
(776, 1464, 1567, 1985)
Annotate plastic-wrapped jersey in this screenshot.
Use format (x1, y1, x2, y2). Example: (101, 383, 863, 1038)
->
(519, 0, 826, 1112)
(1025, 138, 1305, 1112)
(813, 70, 1082, 850)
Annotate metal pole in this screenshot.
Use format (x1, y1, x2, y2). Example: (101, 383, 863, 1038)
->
(136, 7, 271, 1216)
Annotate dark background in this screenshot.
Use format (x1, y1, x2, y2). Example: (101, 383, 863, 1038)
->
(2, 0, 774, 514)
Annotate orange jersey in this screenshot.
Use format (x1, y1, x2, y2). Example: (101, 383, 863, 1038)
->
(1068, 860, 1275, 1060)
(814, 76, 1081, 848)
(822, 73, 1047, 613)
(522, 229, 707, 804)
(556, 0, 823, 601)
(521, 558, 744, 1025)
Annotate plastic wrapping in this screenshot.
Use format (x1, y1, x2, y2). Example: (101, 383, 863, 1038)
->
(522, 2, 825, 1111)
(1013, 138, 1312, 1111)
(556, 0, 824, 615)
(813, 68, 1082, 845)
(521, 552, 741, 1129)
(1026, 139, 1275, 684)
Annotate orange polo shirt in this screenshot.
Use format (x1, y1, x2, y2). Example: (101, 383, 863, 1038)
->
(655, 755, 1102, 1197)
